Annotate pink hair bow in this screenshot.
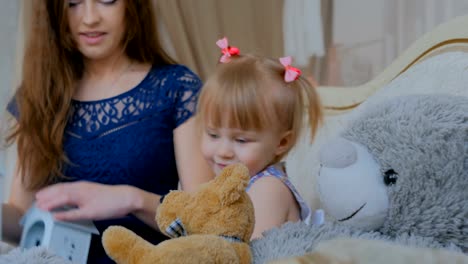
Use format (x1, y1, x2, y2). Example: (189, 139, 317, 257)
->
(279, 56, 301, 82)
(216, 37, 240, 63)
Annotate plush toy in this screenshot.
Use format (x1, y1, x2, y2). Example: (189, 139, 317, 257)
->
(102, 164, 255, 264)
(251, 94, 468, 263)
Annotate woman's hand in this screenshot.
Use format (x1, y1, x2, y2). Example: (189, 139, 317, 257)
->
(2, 203, 23, 244)
(35, 181, 140, 221)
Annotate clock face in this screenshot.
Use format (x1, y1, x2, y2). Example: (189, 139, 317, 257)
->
(23, 221, 45, 248)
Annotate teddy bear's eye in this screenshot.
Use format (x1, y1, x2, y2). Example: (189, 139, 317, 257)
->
(383, 169, 398, 186)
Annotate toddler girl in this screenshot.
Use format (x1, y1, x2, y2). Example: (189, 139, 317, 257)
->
(197, 38, 323, 239)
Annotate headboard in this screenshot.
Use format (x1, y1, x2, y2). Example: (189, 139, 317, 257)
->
(286, 15, 468, 210)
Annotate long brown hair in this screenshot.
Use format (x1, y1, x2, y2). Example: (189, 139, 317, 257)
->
(7, 0, 174, 191)
(197, 54, 323, 163)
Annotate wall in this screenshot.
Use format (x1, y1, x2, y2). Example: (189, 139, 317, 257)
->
(0, 1, 20, 200)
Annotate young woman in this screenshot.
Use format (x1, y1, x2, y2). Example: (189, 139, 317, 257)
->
(5, 0, 213, 262)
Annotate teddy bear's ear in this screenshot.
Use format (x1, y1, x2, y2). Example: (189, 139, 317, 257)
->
(214, 164, 250, 205)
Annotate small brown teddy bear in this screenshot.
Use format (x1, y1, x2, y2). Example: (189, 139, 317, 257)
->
(102, 164, 255, 264)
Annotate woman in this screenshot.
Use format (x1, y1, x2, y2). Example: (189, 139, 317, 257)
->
(5, 0, 213, 262)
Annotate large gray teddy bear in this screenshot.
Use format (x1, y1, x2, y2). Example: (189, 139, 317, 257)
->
(251, 94, 468, 263)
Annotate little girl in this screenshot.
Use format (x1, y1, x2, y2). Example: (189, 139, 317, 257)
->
(197, 38, 323, 239)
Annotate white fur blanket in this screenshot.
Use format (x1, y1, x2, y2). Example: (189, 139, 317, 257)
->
(0, 242, 71, 264)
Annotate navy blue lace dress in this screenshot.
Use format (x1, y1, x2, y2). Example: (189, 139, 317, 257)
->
(9, 64, 203, 263)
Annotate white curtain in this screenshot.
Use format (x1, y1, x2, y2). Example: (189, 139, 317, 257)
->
(383, 0, 468, 65)
(283, 0, 325, 66)
(332, 0, 468, 86)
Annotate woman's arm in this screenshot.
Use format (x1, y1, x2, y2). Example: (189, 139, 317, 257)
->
(2, 203, 24, 244)
(8, 164, 35, 213)
(133, 116, 213, 226)
(3, 163, 35, 243)
(35, 117, 213, 229)
(173, 117, 214, 192)
(247, 176, 295, 240)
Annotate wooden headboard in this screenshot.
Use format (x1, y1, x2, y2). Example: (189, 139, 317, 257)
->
(317, 15, 468, 115)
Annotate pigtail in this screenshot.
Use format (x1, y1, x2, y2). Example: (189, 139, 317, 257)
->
(279, 56, 323, 143)
(300, 76, 323, 142)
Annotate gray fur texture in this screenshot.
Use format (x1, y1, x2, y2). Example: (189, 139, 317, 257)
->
(251, 94, 468, 263)
(251, 222, 460, 264)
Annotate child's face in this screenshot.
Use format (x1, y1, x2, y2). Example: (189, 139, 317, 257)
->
(201, 124, 290, 177)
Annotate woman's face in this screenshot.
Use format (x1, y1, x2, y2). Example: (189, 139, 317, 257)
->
(67, 0, 126, 61)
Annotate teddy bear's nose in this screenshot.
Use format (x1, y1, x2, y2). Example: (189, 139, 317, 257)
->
(319, 137, 357, 169)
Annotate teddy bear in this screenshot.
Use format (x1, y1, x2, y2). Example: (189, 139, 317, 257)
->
(102, 164, 255, 264)
(251, 94, 468, 263)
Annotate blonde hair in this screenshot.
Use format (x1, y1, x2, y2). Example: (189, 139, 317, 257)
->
(197, 54, 322, 160)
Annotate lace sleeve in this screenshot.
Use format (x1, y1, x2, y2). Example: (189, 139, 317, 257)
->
(6, 95, 18, 119)
(171, 66, 203, 127)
